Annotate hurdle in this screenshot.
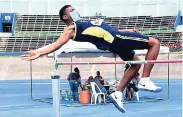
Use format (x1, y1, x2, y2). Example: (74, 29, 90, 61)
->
(50, 52, 182, 117)
(30, 49, 182, 103)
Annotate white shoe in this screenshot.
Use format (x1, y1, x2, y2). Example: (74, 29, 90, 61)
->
(138, 77, 162, 92)
(109, 91, 125, 113)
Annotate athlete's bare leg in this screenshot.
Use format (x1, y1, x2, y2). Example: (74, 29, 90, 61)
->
(109, 54, 140, 113)
(142, 37, 160, 77)
(138, 37, 162, 92)
(117, 54, 141, 92)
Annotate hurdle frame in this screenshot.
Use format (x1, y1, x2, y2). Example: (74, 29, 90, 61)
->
(53, 53, 182, 117)
(30, 52, 182, 117)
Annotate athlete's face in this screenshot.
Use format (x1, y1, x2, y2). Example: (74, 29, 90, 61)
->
(63, 7, 80, 22)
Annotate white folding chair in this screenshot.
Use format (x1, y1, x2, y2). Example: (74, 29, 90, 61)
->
(90, 82, 106, 104)
(124, 87, 140, 101)
(135, 92, 140, 101)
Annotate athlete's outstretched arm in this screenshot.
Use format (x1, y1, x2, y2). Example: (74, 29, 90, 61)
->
(36, 29, 73, 56)
(21, 25, 74, 61)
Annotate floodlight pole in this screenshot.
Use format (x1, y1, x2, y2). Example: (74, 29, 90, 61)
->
(51, 52, 61, 117)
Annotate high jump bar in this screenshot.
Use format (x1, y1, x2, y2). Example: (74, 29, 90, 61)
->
(56, 59, 183, 65)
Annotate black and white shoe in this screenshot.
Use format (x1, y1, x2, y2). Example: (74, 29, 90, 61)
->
(109, 91, 125, 113)
(138, 77, 162, 92)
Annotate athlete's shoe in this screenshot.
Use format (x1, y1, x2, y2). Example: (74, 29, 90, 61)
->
(138, 77, 162, 92)
(109, 91, 125, 113)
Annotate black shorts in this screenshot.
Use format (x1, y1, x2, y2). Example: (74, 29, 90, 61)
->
(111, 32, 150, 61)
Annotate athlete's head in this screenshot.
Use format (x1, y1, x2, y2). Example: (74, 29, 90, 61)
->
(59, 5, 80, 24)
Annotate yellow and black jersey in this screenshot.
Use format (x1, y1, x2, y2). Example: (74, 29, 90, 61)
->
(72, 20, 150, 60)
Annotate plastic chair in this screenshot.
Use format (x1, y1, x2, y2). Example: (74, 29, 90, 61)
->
(90, 82, 106, 104)
(124, 87, 140, 101)
(135, 92, 140, 101)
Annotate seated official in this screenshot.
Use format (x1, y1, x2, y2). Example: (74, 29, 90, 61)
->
(83, 76, 94, 90)
(89, 73, 107, 93)
(94, 71, 105, 85)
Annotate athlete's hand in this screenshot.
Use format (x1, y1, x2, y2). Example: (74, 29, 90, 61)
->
(21, 50, 41, 61)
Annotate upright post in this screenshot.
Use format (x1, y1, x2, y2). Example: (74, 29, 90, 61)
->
(51, 52, 61, 117)
(168, 53, 170, 99)
(30, 60, 33, 100)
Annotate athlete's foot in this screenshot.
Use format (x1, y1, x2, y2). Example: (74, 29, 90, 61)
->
(109, 91, 125, 113)
(138, 77, 162, 92)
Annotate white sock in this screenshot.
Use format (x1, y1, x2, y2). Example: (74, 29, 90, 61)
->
(140, 77, 150, 81)
(114, 91, 122, 97)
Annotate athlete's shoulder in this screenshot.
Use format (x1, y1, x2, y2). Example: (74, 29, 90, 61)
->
(62, 24, 75, 38)
(65, 24, 75, 30)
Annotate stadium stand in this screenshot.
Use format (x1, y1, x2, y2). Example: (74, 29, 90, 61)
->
(15, 15, 176, 36)
(15, 15, 65, 36)
(0, 15, 182, 52)
(0, 36, 58, 52)
(147, 32, 182, 44)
